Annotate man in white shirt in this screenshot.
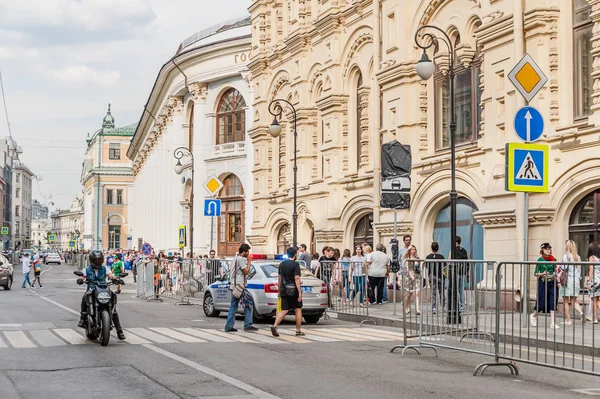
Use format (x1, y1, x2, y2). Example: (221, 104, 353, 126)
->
(21, 255, 32, 289)
(366, 244, 390, 305)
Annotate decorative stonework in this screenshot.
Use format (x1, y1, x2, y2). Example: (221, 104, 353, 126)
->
(375, 221, 414, 236)
(547, 16, 559, 123)
(473, 209, 517, 228)
(358, 86, 370, 167)
(528, 208, 555, 226)
(247, 235, 268, 246)
(588, 0, 600, 118)
(189, 82, 208, 103)
(315, 229, 344, 242)
(419, 81, 428, 150)
(342, 32, 373, 77)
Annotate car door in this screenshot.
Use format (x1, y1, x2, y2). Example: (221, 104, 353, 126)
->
(213, 272, 231, 310)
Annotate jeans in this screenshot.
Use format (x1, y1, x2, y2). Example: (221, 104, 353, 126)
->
(430, 276, 445, 310)
(352, 275, 365, 304)
(382, 277, 389, 302)
(368, 276, 386, 304)
(340, 271, 350, 299)
(22, 273, 32, 287)
(458, 275, 466, 306)
(224, 295, 253, 330)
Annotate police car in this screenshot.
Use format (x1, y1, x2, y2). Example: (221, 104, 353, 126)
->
(202, 255, 328, 324)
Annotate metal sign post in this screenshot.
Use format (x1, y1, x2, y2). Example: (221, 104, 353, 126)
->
(507, 54, 548, 327)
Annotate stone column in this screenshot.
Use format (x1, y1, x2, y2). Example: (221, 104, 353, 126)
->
(588, 0, 600, 124)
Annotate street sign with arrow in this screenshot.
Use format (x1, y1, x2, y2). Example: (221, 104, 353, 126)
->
(514, 106, 543, 142)
(204, 199, 221, 217)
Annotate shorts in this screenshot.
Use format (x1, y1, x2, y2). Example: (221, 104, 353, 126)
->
(279, 296, 303, 311)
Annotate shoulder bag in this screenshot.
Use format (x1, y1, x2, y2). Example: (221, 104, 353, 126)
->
(230, 257, 245, 299)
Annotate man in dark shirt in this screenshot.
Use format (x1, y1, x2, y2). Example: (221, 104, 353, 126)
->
(426, 241, 445, 314)
(271, 247, 304, 337)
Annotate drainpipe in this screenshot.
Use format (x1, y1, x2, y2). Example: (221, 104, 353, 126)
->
(372, 0, 382, 244)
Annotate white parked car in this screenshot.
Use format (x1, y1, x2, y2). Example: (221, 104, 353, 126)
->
(45, 253, 62, 265)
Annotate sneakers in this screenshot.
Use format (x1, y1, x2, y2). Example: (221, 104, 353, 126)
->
(529, 314, 537, 327)
(564, 320, 573, 326)
(585, 315, 594, 322)
(117, 332, 126, 340)
(224, 328, 238, 332)
(432, 308, 437, 315)
(244, 326, 259, 332)
(459, 306, 465, 312)
(549, 323, 560, 330)
(77, 320, 86, 328)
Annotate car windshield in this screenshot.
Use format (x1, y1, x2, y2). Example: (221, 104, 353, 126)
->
(260, 263, 314, 278)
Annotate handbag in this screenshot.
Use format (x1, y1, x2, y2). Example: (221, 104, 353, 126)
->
(230, 257, 245, 299)
(558, 267, 568, 286)
(283, 283, 298, 297)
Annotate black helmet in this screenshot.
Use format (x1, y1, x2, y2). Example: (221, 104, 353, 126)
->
(89, 250, 104, 270)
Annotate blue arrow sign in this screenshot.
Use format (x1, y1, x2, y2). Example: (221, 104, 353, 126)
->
(204, 199, 221, 217)
(514, 106, 544, 142)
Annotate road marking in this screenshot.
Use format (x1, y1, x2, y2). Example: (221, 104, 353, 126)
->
(337, 328, 404, 340)
(150, 328, 206, 343)
(3, 331, 36, 348)
(360, 327, 406, 338)
(174, 328, 234, 343)
(0, 334, 6, 348)
(303, 328, 367, 341)
(143, 344, 281, 399)
(319, 328, 390, 341)
(571, 389, 600, 396)
(40, 266, 53, 275)
(278, 328, 338, 342)
(52, 329, 90, 345)
(126, 328, 179, 344)
(32, 293, 80, 316)
(198, 329, 258, 343)
(117, 330, 150, 345)
(244, 330, 288, 344)
(29, 329, 66, 347)
(254, 329, 309, 344)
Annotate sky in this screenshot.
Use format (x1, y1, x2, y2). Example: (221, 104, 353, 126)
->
(0, 0, 250, 211)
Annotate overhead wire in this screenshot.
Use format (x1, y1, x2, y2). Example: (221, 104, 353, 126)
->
(0, 66, 12, 137)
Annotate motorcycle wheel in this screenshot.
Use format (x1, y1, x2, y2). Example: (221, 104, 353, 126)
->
(86, 315, 98, 340)
(100, 311, 111, 346)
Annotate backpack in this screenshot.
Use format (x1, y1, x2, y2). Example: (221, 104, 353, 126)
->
(454, 246, 469, 275)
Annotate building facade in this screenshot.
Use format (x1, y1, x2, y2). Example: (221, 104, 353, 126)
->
(128, 17, 254, 256)
(81, 106, 136, 250)
(32, 199, 49, 220)
(8, 141, 34, 250)
(247, 0, 600, 262)
(31, 218, 51, 250)
(0, 139, 13, 250)
(51, 197, 84, 250)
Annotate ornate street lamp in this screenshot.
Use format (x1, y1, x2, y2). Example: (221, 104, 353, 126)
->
(173, 147, 194, 259)
(268, 99, 298, 248)
(415, 25, 460, 324)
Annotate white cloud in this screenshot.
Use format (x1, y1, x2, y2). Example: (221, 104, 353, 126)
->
(49, 65, 121, 87)
(0, 0, 154, 31)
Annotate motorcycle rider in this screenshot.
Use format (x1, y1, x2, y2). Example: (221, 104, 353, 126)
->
(76, 249, 126, 340)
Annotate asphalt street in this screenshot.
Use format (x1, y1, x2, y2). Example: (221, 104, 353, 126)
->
(1, 264, 599, 399)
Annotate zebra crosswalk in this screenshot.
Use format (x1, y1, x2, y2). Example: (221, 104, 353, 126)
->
(0, 326, 404, 349)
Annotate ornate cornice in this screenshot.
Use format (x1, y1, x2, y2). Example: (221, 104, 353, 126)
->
(374, 221, 414, 236)
(189, 82, 208, 103)
(314, 229, 344, 242)
(473, 209, 516, 228)
(528, 208, 555, 226)
(247, 234, 268, 246)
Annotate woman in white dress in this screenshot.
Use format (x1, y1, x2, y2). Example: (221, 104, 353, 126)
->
(560, 240, 584, 325)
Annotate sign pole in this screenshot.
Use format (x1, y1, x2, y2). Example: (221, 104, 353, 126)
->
(210, 215, 214, 252)
(393, 208, 397, 317)
(522, 99, 530, 327)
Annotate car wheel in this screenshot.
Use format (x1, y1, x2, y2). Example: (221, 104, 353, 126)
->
(203, 293, 220, 317)
(303, 314, 321, 324)
(3, 277, 11, 291)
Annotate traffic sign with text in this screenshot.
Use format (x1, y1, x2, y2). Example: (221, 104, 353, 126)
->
(505, 142, 549, 193)
(514, 106, 544, 142)
(204, 199, 221, 217)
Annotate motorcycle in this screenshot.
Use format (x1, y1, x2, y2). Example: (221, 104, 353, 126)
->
(74, 271, 128, 346)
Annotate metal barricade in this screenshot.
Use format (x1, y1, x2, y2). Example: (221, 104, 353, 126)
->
(318, 261, 375, 325)
(392, 259, 502, 368)
(474, 261, 599, 377)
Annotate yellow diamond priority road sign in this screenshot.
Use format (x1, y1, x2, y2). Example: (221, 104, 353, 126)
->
(203, 175, 223, 196)
(507, 54, 548, 103)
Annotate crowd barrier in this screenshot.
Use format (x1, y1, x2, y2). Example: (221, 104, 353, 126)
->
(390, 258, 600, 378)
(135, 257, 236, 305)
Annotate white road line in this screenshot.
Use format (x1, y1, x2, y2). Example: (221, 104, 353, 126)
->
(318, 328, 390, 341)
(0, 333, 7, 348)
(29, 329, 66, 347)
(278, 329, 338, 342)
(52, 329, 90, 345)
(3, 331, 36, 348)
(32, 292, 80, 316)
(359, 327, 406, 338)
(118, 331, 150, 345)
(242, 332, 287, 345)
(143, 344, 281, 399)
(150, 328, 206, 343)
(126, 328, 179, 344)
(174, 328, 234, 343)
(40, 266, 53, 275)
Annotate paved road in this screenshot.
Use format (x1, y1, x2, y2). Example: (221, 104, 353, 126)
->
(1, 264, 599, 398)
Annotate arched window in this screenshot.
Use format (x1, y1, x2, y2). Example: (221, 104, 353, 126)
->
(574, 0, 593, 118)
(569, 190, 600, 253)
(353, 213, 373, 249)
(218, 174, 245, 255)
(216, 89, 246, 144)
(433, 198, 483, 259)
(277, 224, 290, 254)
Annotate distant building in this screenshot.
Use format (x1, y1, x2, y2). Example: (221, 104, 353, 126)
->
(31, 218, 51, 250)
(50, 197, 83, 250)
(0, 139, 14, 250)
(32, 199, 49, 220)
(81, 105, 136, 250)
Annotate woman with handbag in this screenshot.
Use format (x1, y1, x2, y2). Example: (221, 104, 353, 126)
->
(560, 240, 584, 325)
(401, 245, 421, 315)
(530, 243, 559, 329)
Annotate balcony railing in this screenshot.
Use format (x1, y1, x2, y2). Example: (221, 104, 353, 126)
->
(212, 141, 246, 157)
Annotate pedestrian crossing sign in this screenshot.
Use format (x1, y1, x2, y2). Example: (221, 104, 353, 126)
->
(506, 142, 549, 193)
(178, 225, 186, 249)
(69, 241, 75, 248)
(1, 227, 8, 235)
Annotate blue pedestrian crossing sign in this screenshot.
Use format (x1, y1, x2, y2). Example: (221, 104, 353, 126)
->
(69, 240, 75, 248)
(204, 199, 221, 217)
(49, 234, 56, 243)
(178, 225, 186, 249)
(506, 142, 549, 193)
(514, 106, 544, 142)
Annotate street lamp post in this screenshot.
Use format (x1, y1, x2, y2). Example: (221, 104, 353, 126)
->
(414, 25, 460, 324)
(174, 147, 194, 259)
(268, 99, 298, 248)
